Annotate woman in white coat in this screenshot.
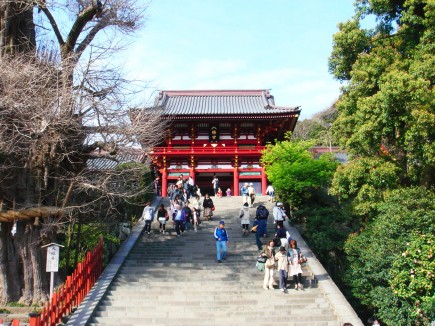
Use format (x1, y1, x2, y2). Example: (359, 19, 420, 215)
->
(239, 202, 251, 235)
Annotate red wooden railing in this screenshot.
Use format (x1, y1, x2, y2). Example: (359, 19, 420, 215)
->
(29, 237, 104, 326)
(0, 319, 20, 325)
(150, 145, 265, 157)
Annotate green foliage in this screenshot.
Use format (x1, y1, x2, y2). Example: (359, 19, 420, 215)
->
(260, 138, 338, 207)
(343, 187, 435, 324)
(6, 302, 26, 307)
(330, 157, 401, 217)
(329, 19, 371, 81)
(329, 0, 435, 188)
(325, 1, 435, 323)
(0, 308, 11, 313)
(59, 223, 121, 272)
(292, 119, 328, 144)
(390, 233, 435, 324)
(300, 207, 352, 271)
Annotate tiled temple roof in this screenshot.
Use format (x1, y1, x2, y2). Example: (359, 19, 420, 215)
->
(86, 151, 145, 170)
(153, 90, 300, 116)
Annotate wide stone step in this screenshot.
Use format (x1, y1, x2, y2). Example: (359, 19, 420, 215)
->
(88, 196, 343, 326)
(103, 289, 326, 300)
(88, 315, 339, 326)
(88, 320, 340, 326)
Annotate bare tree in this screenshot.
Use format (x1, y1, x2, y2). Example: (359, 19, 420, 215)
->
(292, 103, 338, 148)
(0, 0, 165, 305)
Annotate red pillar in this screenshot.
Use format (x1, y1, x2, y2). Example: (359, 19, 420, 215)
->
(189, 154, 195, 183)
(261, 166, 267, 195)
(29, 313, 41, 326)
(234, 168, 239, 196)
(161, 169, 168, 197)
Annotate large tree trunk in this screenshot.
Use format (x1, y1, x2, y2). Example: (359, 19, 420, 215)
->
(15, 221, 33, 305)
(30, 226, 48, 305)
(0, 0, 35, 56)
(0, 223, 21, 304)
(16, 221, 45, 305)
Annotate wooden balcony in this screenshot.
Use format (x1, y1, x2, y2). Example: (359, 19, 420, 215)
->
(150, 146, 265, 157)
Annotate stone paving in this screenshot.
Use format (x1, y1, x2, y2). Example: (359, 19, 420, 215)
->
(67, 195, 363, 326)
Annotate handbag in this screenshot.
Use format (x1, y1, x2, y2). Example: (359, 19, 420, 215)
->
(211, 205, 215, 211)
(299, 255, 308, 265)
(158, 217, 166, 224)
(256, 261, 265, 271)
(250, 225, 258, 233)
(265, 258, 276, 269)
(257, 256, 267, 264)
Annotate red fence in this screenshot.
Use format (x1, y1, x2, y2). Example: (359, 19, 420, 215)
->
(29, 237, 104, 326)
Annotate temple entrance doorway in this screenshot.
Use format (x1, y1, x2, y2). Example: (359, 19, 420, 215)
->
(194, 172, 233, 197)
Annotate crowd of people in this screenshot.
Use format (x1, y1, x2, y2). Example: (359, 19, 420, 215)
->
(142, 177, 366, 325)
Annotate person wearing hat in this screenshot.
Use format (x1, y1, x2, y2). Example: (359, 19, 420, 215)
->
(214, 220, 229, 263)
(275, 246, 289, 292)
(273, 202, 286, 230)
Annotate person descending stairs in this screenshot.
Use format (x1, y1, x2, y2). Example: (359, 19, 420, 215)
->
(74, 195, 362, 326)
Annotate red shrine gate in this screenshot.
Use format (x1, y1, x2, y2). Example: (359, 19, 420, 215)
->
(147, 90, 301, 196)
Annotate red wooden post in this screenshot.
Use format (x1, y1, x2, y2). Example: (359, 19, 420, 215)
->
(233, 168, 239, 196)
(12, 319, 20, 325)
(29, 313, 41, 326)
(39, 306, 46, 325)
(29, 238, 104, 325)
(261, 166, 267, 195)
(86, 252, 92, 294)
(65, 275, 72, 315)
(162, 169, 168, 197)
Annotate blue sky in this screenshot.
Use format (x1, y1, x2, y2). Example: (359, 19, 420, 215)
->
(122, 0, 356, 119)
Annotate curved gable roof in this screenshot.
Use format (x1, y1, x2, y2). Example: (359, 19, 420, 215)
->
(154, 90, 300, 116)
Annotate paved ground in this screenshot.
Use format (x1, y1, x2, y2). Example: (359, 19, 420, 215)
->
(67, 195, 363, 326)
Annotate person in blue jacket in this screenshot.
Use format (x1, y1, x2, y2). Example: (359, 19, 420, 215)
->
(214, 220, 229, 263)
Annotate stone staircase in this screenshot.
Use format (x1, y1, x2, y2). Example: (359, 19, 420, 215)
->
(87, 196, 344, 326)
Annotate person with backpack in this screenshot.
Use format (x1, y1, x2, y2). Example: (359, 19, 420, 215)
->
(214, 220, 229, 263)
(253, 205, 269, 250)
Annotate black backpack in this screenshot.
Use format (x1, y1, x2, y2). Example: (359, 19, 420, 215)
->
(256, 205, 269, 220)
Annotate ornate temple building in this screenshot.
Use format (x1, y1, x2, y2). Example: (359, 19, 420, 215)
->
(148, 90, 301, 197)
